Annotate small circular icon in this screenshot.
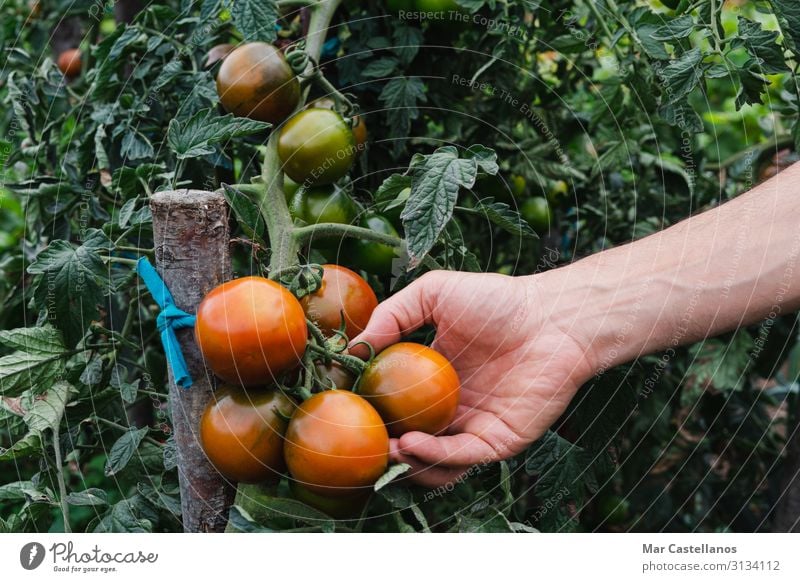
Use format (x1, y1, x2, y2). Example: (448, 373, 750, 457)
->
(20, 542, 46, 570)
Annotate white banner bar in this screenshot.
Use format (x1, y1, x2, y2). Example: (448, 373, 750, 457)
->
(1, 533, 797, 581)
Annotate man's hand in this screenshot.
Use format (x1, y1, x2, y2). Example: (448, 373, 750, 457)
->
(352, 271, 598, 488)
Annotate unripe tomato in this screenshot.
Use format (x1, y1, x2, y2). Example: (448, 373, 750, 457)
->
(277, 109, 356, 186)
(290, 183, 358, 227)
(195, 277, 308, 385)
(359, 342, 460, 436)
(57, 49, 81, 78)
(301, 265, 378, 339)
(199, 386, 294, 484)
(216, 42, 300, 124)
(308, 97, 367, 151)
(520, 196, 552, 233)
(283, 175, 301, 202)
(284, 390, 389, 496)
(547, 179, 568, 205)
(349, 214, 398, 276)
(290, 481, 369, 519)
(416, 0, 462, 12)
(510, 174, 527, 198)
(315, 360, 356, 390)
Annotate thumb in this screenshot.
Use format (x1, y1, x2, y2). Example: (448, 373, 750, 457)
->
(350, 271, 447, 356)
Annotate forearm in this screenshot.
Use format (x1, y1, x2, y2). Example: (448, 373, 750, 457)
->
(538, 162, 800, 374)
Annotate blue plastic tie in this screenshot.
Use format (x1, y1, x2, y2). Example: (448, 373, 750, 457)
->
(136, 257, 197, 389)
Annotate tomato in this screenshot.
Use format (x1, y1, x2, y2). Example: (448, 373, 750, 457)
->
(205, 43, 235, 68)
(308, 97, 367, 151)
(57, 49, 81, 78)
(301, 264, 378, 339)
(195, 277, 308, 386)
(315, 360, 356, 390)
(283, 175, 301, 202)
(199, 386, 294, 484)
(415, 0, 462, 13)
(510, 174, 527, 198)
(284, 390, 389, 496)
(359, 342, 460, 437)
(216, 42, 300, 124)
(547, 179, 568, 205)
(520, 196, 552, 233)
(290, 183, 358, 227)
(598, 495, 630, 526)
(349, 214, 398, 276)
(290, 481, 368, 519)
(277, 109, 356, 186)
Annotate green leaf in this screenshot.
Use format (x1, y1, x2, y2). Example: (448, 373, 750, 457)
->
(94, 498, 153, 532)
(659, 48, 704, 105)
(228, 505, 274, 533)
(222, 184, 267, 246)
(0, 481, 37, 502)
(167, 110, 270, 161)
(685, 331, 754, 403)
(374, 174, 412, 205)
(104, 427, 149, 476)
(379, 77, 427, 153)
(736, 67, 770, 109)
(402, 146, 479, 267)
(0, 327, 67, 397)
(0, 432, 42, 462)
(23, 381, 71, 433)
(770, 0, 800, 52)
(230, 0, 279, 43)
(363, 58, 400, 79)
(474, 198, 537, 239)
(392, 26, 424, 66)
(525, 431, 597, 502)
(121, 131, 155, 161)
(374, 463, 411, 491)
(27, 231, 114, 347)
(137, 482, 181, 515)
(733, 18, 789, 75)
(464, 144, 499, 175)
(651, 15, 695, 41)
(66, 488, 108, 507)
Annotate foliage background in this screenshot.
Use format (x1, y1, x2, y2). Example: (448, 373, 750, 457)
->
(1, 0, 799, 532)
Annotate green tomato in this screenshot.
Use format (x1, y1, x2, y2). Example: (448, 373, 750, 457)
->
(598, 495, 630, 526)
(547, 179, 568, 205)
(291, 185, 358, 252)
(520, 196, 552, 233)
(350, 214, 399, 276)
(277, 109, 356, 187)
(510, 174, 527, 198)
(415, 0, 461, 12)
(283, 176, 301, 202)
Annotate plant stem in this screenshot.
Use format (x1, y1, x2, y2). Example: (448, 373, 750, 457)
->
(304, 0, 343, 67)
(259, 134, 299, 272)
(226, 182, 267, 198)
(294, 222, 403, 247)
(277, 0, 313, 7)
(52, 425, 72, 533)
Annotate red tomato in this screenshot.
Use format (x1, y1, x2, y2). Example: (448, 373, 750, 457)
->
(195, 277, 308, 386)
(359, 342, 460, 436)
(301, 265, 378, 339)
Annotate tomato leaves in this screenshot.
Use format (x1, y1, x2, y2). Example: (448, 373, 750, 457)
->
(167, 109, 270, 160)
(230, 0, 280, 44)
(397, 145, 497, 267)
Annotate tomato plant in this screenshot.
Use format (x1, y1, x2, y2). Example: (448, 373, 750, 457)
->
(57, 48, 81, 77)
(283, 390, 389, 496)
(195, 277, 308, 385)
(348, 214, 399, 276)
(301, 264, 378, 339)
(200, 386, 295, 484)
(359, 342, 460, 436)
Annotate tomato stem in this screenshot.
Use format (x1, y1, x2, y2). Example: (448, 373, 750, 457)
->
(307, 343, 367, 374)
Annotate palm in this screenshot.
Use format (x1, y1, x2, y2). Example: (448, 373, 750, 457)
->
(356, 271, 596, 486)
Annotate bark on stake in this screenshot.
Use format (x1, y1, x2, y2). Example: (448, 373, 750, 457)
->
(150, 189, 234, 532)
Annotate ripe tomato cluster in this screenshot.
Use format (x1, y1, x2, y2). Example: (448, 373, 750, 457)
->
(194, 265, 461, 516)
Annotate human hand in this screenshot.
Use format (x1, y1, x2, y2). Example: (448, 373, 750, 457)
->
(351, 270, 599, 488)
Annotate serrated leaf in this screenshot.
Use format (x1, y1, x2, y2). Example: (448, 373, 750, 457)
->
(0, 326, 65, 355)
(651, 15, 695, 41)
(0, 432, 42, 462)
(222, 184, 267, 246)
(23, 381, 70, 433)
(401, 146, 479, 267)
(0, 350, 65, 397)
(770, 0, 800, 52)
(465, 144, 499, 175)
(685, 331, 754, 402)
(733, 18, 789, 75)
(0, 481, 36, 501)
(121, 131, 155, 161)
(475, 198, 537, 239)
(94, 498, 152, 532)
(374, 174, 412, 205)
(374, 463, 411, 491)
(137, 482, 181, 515)
(66, 488, 108, 507)
(105, 427, 149, 476)
(379, 77, 426, 154)
(230, 0, 279, 43)
(167, 110, 270, 160)
(392, 26, 424, 65)
(660, 48, 704, 105)
(362, 57, 399, 78)
(525, 431, 597, 502)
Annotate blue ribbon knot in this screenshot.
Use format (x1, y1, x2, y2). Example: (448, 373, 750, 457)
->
(136, 257, 197, 389)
